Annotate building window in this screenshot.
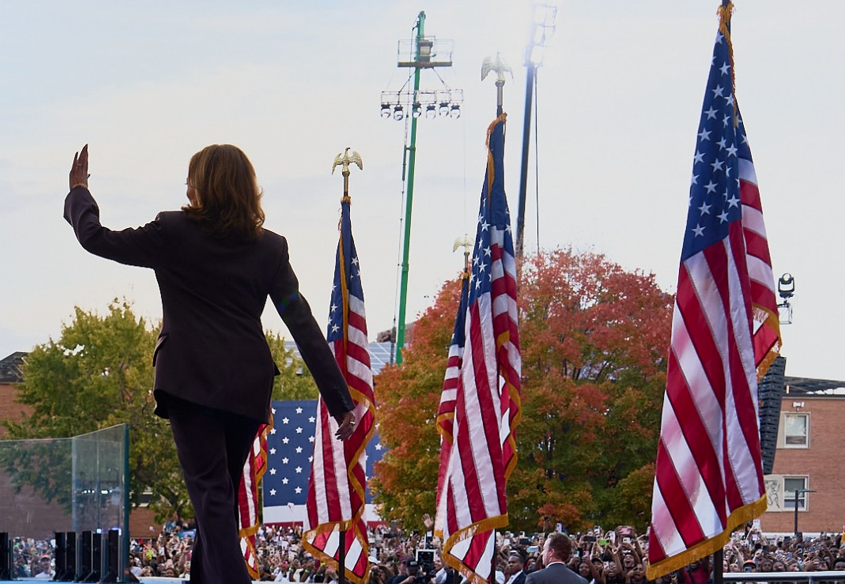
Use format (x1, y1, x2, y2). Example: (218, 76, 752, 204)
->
(783, 412, 809, 448)
(783, 477, 808, 510)
(137, 488, 154, 508)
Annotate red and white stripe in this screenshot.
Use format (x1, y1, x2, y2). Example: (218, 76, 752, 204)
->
(304, 294, 375, 584)
(238, 422, 271, 579)
(739, 158, 781, 372)
(435, 303, 463, 523)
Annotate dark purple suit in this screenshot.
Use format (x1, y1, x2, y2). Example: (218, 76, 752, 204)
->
(64, 186, 354, 584)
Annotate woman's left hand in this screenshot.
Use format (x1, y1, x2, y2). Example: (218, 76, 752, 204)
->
(334, 410, 357, 441)
(69, 144, 89, 190)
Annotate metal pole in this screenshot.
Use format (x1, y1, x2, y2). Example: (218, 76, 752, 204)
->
(496, 81, 505, 117)
(792, 489, 815, 537)
(122, 424, 130, 583)
(515, 64, 535, 262)
(491, 530, 497, 584)
(338, 531, 347, 584)
(714, 549, 724, 584)
(395, 10, 425, 365)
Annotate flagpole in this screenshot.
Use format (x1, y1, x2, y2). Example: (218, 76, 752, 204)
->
(515, 63, 534, 262)
(483, 57, 510, 584)
(714, 9, 730, 584)
(481, 53, 511, 119)
(329, 147, 364, 584)
(713, 4, 730, 581)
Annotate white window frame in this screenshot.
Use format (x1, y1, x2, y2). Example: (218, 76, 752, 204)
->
(762, 474, 810, 512)
(137, 488, 154, 508)
(782, 412, 810, 449)
(783, 476, 809, 511)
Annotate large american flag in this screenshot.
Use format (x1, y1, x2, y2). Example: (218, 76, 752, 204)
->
(646, 6, 782, 579)
(435, 115, 521, 584)
(261, 400, 384, 524)
(302, 193, 375, 584)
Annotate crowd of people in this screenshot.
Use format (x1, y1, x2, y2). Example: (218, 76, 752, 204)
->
(9, 522, 845, 582)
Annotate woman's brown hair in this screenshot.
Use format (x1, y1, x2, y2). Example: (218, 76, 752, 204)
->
(182, 144, 265, 239)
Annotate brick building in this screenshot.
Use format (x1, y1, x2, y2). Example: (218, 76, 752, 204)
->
(760, 376, 845, 535)
(0, 351, 30, 439)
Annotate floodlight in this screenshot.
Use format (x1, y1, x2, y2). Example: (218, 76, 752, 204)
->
(418, 39, 433, 61)
(778, 273, 795, 300)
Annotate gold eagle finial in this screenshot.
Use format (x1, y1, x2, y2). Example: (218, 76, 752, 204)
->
(332, 147, 364, 175)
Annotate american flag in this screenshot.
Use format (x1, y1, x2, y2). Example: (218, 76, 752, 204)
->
(238, 422, 271, 579)
(261, 400, 384, 524)
(435, 115, 521, 584)
(302, 193, 376, 584)
(646, 7, 781, 579)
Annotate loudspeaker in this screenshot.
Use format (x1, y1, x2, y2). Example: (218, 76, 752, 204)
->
(66, 531, 77, 581)
(77, 530, 92, 581)
(759, 356, 786, 475)
(58, 531, 77, 581)
(0, 532, 10, 580)
(55, 531, 68, 581)
(99, 529, 119, 583)
(81, 531, 101, 582)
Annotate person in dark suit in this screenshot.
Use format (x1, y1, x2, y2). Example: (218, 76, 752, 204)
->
(526, 533, 589, 584)
(65, 144, 356, 584)
(505, 550, 528, 584)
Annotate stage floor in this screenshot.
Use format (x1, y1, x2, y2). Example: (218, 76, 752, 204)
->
(4, 579, 269, 583)
(4, 579, 194, 583)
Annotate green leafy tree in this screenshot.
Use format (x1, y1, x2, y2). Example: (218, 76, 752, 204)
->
(372, 250, 673, 533)
(4, 300, 318, 521)
(6, 300, 192, 516)
(513, 249, 671, 532)
(2, 300, 183, 517)
(266, 331, 319, 401)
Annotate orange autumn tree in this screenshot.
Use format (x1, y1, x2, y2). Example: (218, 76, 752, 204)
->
(514, 250, 672, 532)
(372, 249, 672, 533)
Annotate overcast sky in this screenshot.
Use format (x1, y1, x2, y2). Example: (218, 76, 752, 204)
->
(1, 1, 842, 381)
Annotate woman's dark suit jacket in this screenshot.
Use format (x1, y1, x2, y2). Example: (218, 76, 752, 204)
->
(64, 186, 354, 424)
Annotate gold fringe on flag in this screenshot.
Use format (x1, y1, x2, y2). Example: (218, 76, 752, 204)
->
(646, 495, 767, 580)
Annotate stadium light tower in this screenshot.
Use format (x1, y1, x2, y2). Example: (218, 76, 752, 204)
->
(381, 11, 463, 365)
(516, 3, 557, 261)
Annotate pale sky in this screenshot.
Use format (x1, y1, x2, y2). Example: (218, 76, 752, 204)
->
(1, 1, 842, 381)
